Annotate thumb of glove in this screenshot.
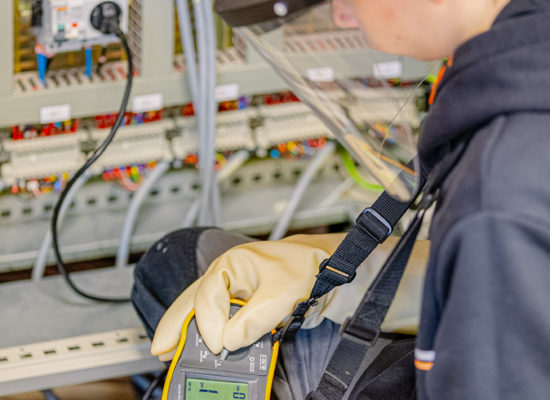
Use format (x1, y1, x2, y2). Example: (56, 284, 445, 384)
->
(151, 278, 201, 359)
(221, 281, 305, 351)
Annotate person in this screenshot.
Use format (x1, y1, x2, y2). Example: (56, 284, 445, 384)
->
(132, 0, 550, 398)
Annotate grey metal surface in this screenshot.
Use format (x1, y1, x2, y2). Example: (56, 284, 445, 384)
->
(0, 54, 430, 127)
(141, 0, 174, 78)
(0, 351, 162, 397)
(0, 62, 286, 126)
(0, 266, 164, 396)
(0, 1, 13, 96)
(0, 267, 138, 348)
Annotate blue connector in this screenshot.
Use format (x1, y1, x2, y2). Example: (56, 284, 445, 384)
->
(37, 53, 48, 86)
(85, 47, 93, 78)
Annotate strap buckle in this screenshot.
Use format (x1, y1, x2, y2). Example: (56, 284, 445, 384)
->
(358, 208, 393, 242)
(276, 314, 305, 342)
(276, 297, 320, 342)
(340, 317, 380, 346)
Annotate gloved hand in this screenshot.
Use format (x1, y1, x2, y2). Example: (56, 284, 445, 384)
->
(151, 234, 429, 360)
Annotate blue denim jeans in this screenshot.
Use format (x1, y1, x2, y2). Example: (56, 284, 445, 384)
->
(132, 228, 341, 399)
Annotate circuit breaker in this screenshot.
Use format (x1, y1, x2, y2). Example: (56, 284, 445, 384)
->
(33, 0, 128, 53)
(32, 0, 129, 84)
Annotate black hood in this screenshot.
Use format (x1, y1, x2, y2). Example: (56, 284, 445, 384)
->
(419, 0, 550, 169)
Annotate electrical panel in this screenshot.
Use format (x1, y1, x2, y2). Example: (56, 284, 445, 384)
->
(0, 5, 437, 399)
(0, 0, 434, 272)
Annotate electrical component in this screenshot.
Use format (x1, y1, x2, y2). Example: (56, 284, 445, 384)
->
(33, 0, 128, 52)
(32, 0, 128, 83)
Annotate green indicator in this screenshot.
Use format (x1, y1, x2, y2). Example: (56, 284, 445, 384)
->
(186, 378, 248, 400)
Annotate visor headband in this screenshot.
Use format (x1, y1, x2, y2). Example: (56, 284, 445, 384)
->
(214, 0, 325, 27)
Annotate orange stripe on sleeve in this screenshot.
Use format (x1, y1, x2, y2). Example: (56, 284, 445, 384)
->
(415, 360, 434, 371)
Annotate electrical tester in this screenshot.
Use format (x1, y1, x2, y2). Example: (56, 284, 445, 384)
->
(163, 300, 280, 400)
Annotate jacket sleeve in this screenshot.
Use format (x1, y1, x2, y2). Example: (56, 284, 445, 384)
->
(422, 211, 550, 400)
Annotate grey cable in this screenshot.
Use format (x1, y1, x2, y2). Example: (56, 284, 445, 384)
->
(319, 177, 355, 208)
(182, 198, 201, 228)
(193, 0, 210, 225)
(41, 389, 60, 400)
(203, 0, 222, 226)
(115, 160, 171, 269)
(179, 0, 220, 227)
(177, 0, 216, 225)
(33, 171, 92, 282)
(211, 175, 222, 224)
(141, 370, 168, 400)
(269, 141, 337, 241)
(182, 150, 250, 227)
(175, 0, 199, 103)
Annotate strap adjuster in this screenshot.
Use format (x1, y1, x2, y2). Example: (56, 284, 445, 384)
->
(318, 259, 356, 284)
(340, 317, 380, 346)
(357, 208, 392, 242)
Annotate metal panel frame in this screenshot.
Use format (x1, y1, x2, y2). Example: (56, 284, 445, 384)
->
(140, 0, 174, 78)
(0, 1, 14, 96)
(0, 328, 164, 396)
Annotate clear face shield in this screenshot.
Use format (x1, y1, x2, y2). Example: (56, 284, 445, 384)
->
(215, 0, 425, 201)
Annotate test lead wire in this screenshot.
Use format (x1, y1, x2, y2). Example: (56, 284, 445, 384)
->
(50, 29, 133, 303)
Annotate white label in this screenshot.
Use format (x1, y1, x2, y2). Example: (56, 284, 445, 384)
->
(132, 93, 163, 113)
(260, 354, 268, 371)
(40, 104, 71, 123)
(215, 83, 240, 102)
(373, 61, 403, 79)
(306, 67, 335, 82)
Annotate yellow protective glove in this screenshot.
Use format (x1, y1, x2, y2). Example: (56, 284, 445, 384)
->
(151, 234, 429, 360)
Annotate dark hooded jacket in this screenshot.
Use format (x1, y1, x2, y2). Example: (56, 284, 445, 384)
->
(415, 0, 550, 398)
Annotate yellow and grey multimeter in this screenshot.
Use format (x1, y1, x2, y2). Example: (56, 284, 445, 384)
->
(162, 299, 280, 400)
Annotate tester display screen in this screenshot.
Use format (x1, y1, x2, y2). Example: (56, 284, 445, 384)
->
(185, 378, 248, 400)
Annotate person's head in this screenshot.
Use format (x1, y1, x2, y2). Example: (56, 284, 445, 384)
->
(351, 0, 511, 60)
(213, 0, 512, 200)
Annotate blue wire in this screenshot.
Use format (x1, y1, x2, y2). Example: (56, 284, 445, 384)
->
(37, 53, 47, 86)
(85, 47, 93, 78)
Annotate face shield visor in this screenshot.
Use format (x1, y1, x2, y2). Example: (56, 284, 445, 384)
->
(215, 0, 427, 201)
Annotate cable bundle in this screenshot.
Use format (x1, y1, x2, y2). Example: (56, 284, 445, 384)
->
(177, 0, 222, 227)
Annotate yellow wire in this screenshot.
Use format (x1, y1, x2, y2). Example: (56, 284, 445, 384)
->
(162, 299, 279, 400)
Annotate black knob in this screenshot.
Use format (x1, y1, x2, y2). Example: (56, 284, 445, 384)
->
(90, 1, 122, 35)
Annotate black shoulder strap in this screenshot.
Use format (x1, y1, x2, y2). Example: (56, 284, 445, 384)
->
(309, 199, 432, 400)
(308, 142, 469, 400)
(275, 158, 429, 342)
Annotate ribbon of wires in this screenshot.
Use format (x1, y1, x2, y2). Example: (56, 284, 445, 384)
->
(50, 29, 133, 303)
